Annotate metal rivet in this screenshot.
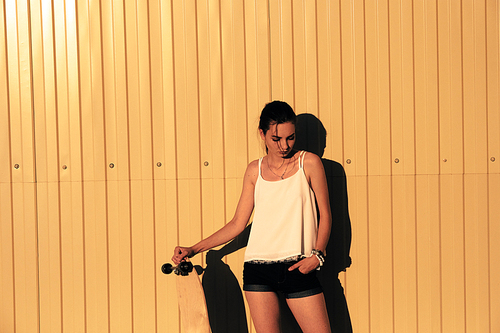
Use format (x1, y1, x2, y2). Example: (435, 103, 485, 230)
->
(14, 164, 20, 169)
(62, 165, 68, 170)
(394, 158, 400, 163)
(346, 159, 351, 164)
(109, 163, 115, 168)
(491, 157, 496, 162)
(157, 162, 162, 167)
(443, 158, 448, 162)
(204, 161, 209, 166)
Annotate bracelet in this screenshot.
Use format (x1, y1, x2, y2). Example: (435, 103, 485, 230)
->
(314, 254, 323, 266)
(311, 249, 325, 269)
(311, 249, 326, 260)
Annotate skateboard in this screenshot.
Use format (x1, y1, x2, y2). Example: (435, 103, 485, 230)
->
(161, 260, 211, 333)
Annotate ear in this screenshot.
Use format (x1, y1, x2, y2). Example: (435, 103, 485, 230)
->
(259, 129, 265, 140)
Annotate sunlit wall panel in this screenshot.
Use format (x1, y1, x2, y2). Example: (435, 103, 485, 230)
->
(0, 1, 499, 332)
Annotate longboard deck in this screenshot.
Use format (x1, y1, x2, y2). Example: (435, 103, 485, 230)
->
(176, 267, 211, 333)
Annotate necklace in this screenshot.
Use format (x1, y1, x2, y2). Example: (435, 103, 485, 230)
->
(267, 155, 293, 179)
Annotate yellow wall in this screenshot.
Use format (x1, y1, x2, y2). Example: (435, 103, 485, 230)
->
(1, 0, 499, 332)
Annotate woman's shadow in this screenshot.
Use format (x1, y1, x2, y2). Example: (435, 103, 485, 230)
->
(201, 113, 352, 332)
(294, 113, 353, 332)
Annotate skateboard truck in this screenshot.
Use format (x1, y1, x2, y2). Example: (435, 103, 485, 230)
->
(161, 261, 193, 276)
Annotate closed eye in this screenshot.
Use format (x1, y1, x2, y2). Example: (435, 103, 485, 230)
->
(272, 134, 295, 142)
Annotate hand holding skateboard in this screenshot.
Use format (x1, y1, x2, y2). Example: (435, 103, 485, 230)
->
(172, 246, 195, 265)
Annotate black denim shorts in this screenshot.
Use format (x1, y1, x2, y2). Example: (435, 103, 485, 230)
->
(242, 261, 322, 299)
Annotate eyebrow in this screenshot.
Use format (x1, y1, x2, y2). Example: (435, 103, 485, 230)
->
(272, 133, 295, 139)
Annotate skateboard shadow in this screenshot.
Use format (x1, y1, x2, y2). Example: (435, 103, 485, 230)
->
(202, 113, 352, 333)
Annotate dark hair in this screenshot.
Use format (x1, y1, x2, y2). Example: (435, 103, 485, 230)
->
(258, 101, 296, 134)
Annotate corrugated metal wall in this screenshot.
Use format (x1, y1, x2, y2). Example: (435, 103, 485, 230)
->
(1, 0, 499, 332)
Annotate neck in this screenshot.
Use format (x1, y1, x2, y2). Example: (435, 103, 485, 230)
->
(267, 155, 285, 168)
(267, 150, 297, 165)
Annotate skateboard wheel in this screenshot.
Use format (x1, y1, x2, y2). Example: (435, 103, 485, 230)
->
(178, 261, 193, 275)
(161, 263, 173, 274)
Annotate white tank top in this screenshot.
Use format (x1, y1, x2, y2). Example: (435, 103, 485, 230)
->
(244, 151, 318, 263)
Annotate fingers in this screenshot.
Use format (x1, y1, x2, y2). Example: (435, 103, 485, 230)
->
(288, 257, 319, 274)
(171, 246, 186, 265)
(171, 254, 180, 265)
(172, 246, 193, 265)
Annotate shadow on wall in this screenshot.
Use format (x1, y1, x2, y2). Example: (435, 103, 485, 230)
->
(201, 113, 352, 333)
(295, 113, 353, 333)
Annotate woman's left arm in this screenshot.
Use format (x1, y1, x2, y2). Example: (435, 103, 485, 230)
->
(307, 153, 332, 253)
(289, 152, 332, 273)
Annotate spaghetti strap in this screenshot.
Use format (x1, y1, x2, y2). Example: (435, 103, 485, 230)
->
(299, 151, 306, 169)
(258, 157, 263, 176)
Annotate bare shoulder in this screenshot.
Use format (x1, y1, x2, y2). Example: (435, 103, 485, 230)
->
(247, 159, 260, 173)
(303, 151, 323, 169)
(302, 151, 325, 183)
(244, 159, 260, 185)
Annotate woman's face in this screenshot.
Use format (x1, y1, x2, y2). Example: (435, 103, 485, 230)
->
(260, 122, 296, 157)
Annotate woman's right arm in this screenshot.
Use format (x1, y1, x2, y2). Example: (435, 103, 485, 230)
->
(171, 160, 258, 265)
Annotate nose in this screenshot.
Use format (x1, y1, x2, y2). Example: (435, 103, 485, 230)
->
(279, 140, 289, 151)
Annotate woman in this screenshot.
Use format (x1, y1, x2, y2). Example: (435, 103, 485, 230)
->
(172, 101, 332, 333)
